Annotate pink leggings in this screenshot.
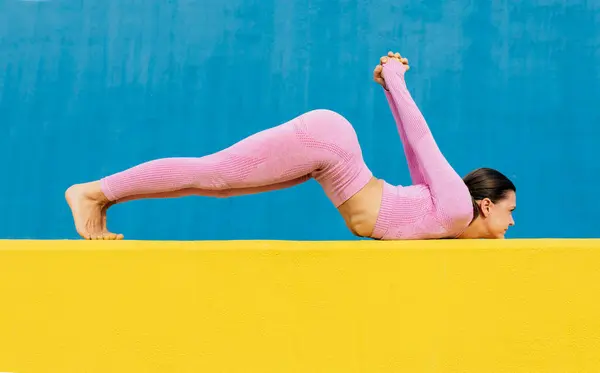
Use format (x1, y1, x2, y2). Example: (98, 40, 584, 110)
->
(101, 109, 374, 208)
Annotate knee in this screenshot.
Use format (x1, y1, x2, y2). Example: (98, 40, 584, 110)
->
(306, 109, 351, 127)
(310, 108, 343, 117)
(302, 109, 357, 140)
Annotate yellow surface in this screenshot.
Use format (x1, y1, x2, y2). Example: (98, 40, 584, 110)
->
(1, 239, 600, 373)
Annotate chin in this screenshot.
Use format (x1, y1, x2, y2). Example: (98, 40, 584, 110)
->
(494, 231, 507, 239)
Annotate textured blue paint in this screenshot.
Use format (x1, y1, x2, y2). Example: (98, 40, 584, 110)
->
(1, 0, 599, 239)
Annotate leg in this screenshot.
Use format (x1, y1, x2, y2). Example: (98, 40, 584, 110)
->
(93, 176, 309, 240)
(66, 109, 373, 239)
(67, 118, 316, 240)
(99, 125, 319, 201)
(112, 175, 311, 203)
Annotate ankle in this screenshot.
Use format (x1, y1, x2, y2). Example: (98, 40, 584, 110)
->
(83, 181, 110, 205)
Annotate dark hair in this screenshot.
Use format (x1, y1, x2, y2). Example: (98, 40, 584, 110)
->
(463, 168, 516, 220)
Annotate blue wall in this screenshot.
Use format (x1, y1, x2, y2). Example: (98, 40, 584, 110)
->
(1, 0, 599, 240)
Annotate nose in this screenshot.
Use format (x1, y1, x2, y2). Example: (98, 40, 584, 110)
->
(509, 216, 515, 226)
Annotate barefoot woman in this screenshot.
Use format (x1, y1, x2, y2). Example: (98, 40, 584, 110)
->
(66, 51, 516, 240)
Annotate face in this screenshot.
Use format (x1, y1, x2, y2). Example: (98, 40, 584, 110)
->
(479, 190, 516, 238)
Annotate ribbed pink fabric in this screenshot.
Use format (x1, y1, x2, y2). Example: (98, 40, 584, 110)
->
(370, 59, 473, 239)
(100, 58, 473, 240)
(100, 109, 374, 208)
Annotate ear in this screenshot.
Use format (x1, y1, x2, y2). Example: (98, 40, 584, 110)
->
(479, 198, 493, 218)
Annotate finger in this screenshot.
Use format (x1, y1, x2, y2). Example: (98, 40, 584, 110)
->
(395, 52, 401, 60)
(374, 68, 383, 80)
(388, 51, 394, 57)
(380, 56, 388, 64)
(401, 57, 409, 64)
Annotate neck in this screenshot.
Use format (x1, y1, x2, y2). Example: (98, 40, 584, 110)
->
(457, 217, 488, 239)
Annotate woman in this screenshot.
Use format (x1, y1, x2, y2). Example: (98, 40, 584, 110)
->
(66, 51, 516, 240)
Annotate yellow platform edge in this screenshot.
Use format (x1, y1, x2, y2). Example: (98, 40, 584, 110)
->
(1, 238, 600, 250)
(1, 238, 600, 373)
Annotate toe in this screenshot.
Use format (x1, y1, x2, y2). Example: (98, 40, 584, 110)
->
(77, 228, 90, 240)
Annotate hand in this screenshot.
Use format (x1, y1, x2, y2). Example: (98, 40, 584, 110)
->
(373, 51, 409, 90)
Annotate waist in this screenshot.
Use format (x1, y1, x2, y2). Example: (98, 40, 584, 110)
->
(370, 181, 398, 240)
(336, 178, 384, 237)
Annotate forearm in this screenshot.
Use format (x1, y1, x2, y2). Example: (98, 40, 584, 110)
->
(384, 89, 425, 185)
(382, 61, 433, 149)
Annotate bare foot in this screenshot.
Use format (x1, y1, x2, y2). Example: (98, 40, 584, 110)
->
(65, 181, 120, 240)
